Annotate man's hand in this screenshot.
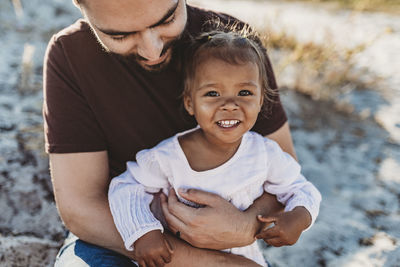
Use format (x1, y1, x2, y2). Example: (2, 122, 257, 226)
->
(134, 230, 174, 267)
(160, 188, 255, 250)
(255, 206, 311, 247)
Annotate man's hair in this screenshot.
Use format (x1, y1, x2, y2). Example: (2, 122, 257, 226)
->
(183, 28, 276, 113)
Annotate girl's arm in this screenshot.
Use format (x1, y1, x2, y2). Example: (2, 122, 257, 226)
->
(262, 139, 322, 230)
(108, 168, 164, 251)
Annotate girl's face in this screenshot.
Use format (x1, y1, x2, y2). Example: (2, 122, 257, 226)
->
(184, 57, 263, 147)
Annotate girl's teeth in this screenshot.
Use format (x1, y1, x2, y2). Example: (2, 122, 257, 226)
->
(218, 120, 239, 127)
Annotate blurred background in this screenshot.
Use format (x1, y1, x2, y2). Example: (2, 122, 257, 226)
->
(0, 0, 399, 266)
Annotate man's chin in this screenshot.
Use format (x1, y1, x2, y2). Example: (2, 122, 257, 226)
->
(137, 52, 172, 72)
(113, 49, 172, 72)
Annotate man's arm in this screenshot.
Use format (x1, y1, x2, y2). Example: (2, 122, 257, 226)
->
(161, 122, 295, 249)
(50, 151, 262, 266)
(50, 151, 125, 253)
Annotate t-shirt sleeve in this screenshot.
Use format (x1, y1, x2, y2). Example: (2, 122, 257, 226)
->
(263, 138, 322, 229)
(43, 35, 106, 153)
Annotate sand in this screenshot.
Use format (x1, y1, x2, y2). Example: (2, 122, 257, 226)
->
(0, 0, 399, 266)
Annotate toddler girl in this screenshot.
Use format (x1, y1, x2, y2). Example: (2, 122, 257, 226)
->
(109, 30, 321, 267)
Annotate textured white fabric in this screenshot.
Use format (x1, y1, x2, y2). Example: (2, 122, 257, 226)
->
(109, 128, 321, 265)
(108, 171, 164, 251)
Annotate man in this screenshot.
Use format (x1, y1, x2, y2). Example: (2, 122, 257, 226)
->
(44, 0, 297, 266)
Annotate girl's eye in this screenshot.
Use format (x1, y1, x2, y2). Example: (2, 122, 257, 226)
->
(205, 91, 219, 97)
(238, 90, 253, 96)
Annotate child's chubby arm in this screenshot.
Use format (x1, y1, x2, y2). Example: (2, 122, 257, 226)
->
(259, 138, 322, 247)
(133, 229, 174, 267)
(255, 206, 311, 247)
(108, 167, 165, 253)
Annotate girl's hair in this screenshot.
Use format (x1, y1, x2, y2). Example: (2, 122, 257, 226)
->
(183, 28, 276, 114)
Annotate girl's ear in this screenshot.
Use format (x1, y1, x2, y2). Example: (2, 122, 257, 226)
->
(184, 95, 194, 116)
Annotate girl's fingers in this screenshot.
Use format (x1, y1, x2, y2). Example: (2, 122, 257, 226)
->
(164, 238, 174, 254)
(257, 215, 277, 224)
(161, 252, 172, 264)
(160, 239, 173, 263)
(155, 256, 166, 267)
(263, 237, 284, 247)
(138, 260, 146, 267)
(255, 225, 279, 240)
(147, 259, 157, 267)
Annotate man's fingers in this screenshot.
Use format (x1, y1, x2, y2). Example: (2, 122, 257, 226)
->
(178, 188, 221, 206)
(167, 188, 179, 203)
(161, 193, 187, 234)
(163, 188, 197, 222)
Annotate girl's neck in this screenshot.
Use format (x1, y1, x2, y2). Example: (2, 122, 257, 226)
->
(178, 128, 243, 172)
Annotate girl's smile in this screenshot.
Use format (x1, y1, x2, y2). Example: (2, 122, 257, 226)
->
(184, 58, 263, 148)
(216, 119, 240, 128)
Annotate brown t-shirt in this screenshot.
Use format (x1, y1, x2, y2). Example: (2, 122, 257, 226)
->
(43, 5, 287, 177)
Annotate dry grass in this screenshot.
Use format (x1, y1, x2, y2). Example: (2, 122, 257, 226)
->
(260, 30, 380, 109)
(283, 0, 400, 14)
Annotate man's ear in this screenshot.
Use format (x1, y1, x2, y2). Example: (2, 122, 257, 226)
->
(183, 95, 194, 116)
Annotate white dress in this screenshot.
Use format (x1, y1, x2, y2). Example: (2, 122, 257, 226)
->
(108, 128, 321, 266)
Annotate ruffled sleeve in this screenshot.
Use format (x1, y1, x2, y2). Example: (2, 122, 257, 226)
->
(108, 170, 164, 251)
(108, 148, 170, 251)
(127, 149, 170, 192)
(263, 139, 322, 230)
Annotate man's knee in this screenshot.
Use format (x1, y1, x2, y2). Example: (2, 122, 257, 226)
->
(54, 233, 136, 267)
(74, 240, 135, 267)
(54, 234, 88, 267)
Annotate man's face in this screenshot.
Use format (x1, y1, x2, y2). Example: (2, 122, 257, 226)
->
(80, 0, 187, 71)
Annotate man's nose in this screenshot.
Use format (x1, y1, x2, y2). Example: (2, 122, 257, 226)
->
(137, 29, 163, 61)
(221, 97, 239, 111)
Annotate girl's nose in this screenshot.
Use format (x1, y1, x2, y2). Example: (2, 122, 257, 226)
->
(137, 29, 163, 61)
(221, 97, 239, 111)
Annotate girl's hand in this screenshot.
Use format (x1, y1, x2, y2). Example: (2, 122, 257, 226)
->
(255, 206, 312, 247)
(133, 230, 174, 267)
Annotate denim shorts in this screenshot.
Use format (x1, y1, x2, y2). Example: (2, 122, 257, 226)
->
(54, 232, 137, 267)
(55, 232, 272, 267)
